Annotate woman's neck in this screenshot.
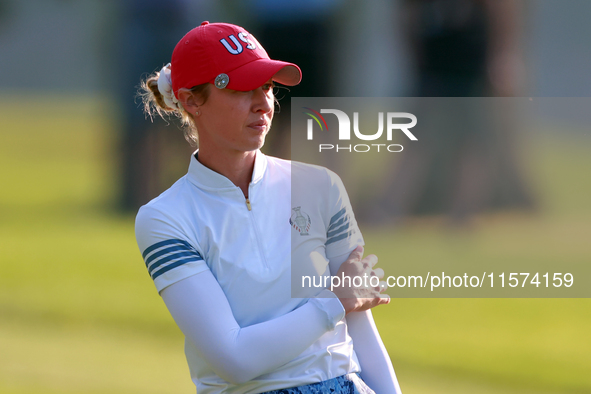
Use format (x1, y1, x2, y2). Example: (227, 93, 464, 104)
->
(196, 148, 256, 198)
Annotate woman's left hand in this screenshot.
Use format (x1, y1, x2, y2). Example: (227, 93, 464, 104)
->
(331, 246, 390, 315)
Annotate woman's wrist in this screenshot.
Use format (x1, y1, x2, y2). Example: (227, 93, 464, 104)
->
(309, 289, 346, 331)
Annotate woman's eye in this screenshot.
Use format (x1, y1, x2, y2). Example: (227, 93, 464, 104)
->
(262, 83, 274, 92)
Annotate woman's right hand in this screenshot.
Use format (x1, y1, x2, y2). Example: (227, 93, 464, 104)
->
(331, 246, 390, 315)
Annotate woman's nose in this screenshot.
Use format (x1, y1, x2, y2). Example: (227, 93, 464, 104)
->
(252, 87, 273, 113)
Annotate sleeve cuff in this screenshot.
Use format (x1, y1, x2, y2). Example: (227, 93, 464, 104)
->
(309, 289, 346, 331)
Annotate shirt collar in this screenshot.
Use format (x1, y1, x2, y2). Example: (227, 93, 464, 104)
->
(187, 149, 268, 191)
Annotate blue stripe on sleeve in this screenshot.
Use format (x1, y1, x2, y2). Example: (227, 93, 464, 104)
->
(326, 230, 356, 245)
(329, 215, 348, 231)
(327, 215, 350, 237)
(151, 256, 203, 280)
(328, 207, 346, 228)
(142, 239, 194, 259)
(147, 250, 202, 275)
(142, 239, 203, 280)
(145, 244, 195, 267)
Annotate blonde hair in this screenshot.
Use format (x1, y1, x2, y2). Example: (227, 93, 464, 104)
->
(139, 71, 210, 146)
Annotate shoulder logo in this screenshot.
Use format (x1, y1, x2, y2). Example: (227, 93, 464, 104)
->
(290, 206, 311, 236)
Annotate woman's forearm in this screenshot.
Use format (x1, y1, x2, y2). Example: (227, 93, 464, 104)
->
(160, 269, 345, 385)
(330, 250, 401, 393)
(346, 310, 402, 393)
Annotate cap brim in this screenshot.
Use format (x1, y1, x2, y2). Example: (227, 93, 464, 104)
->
(223, 59, 302, 91)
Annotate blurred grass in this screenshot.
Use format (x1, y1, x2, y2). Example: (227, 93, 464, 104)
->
(0, 94, 590, 393)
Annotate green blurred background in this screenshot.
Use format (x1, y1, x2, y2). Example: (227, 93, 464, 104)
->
(1, 1, 590, 393)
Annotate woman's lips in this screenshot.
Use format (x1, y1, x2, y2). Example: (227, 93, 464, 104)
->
(248, 121, 268, 132)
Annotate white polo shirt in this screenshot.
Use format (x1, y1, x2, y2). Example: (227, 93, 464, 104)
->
(135, 150, 365, 393)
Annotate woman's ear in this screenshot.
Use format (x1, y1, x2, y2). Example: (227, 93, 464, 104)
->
(177, 88, 199, 114)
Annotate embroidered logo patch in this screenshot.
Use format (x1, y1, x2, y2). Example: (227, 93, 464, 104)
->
(290, 207, 311, 236)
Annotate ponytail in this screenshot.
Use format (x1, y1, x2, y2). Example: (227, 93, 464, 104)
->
(139, 65, 209, 147)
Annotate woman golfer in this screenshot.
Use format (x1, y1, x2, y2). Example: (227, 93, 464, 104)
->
(135, 21, 401, 394)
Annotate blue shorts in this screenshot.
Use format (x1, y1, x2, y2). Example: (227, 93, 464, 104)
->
(261, 373, 375, 394)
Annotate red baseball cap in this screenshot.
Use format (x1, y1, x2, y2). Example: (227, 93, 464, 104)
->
(171, 21, 302, 96)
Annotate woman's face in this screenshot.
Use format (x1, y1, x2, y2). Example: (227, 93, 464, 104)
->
(195, 80, 275, 154)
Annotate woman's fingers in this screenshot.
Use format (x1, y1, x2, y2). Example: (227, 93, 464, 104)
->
(362, 254, 378, 269)
(333, 247, 392, 314)
(373, 268, 385, 279)
(347, 245, 364, 262)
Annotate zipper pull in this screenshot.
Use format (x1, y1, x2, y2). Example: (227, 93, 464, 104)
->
(245, 198, 252, 211)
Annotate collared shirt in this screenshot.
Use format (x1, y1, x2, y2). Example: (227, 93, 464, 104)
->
(135, 151, 364, 393)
